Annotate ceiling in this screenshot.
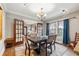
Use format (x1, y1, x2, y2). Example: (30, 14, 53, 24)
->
(2, 3, 79, 21)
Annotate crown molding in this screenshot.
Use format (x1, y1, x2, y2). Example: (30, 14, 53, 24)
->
(2, 4, 39, 21)
(45, 9, 79, 23)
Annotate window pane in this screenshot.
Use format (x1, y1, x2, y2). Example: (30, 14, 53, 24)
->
(49, 22, 57, 34)
(15, 20, 24, 42)
(58, 21, 63, 37)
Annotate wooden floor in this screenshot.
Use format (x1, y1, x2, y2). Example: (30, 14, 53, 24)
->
(3, 43, 77, 56)
(3, 44, 46, 56)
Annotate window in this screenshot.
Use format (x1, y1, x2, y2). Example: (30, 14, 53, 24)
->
(27, 25, 32, 33)
(49, 22, 57, 34)
(57, 21, 64, 43)
(58, 21, 63, 37)
(49, 21, 64, 43)
(37, 23, 43, 36)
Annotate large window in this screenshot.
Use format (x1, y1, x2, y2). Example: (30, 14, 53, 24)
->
(49, 21, 64, 43)
(57, 21, 64, 43)
(58, 21, 63, 37)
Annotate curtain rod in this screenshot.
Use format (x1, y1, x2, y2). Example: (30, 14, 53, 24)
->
(68, 16, 76, 19)
(49, 16, 77, 23)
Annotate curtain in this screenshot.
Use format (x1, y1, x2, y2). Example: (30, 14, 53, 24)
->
(63, 19, 69, 45)
(46, 23, 49, 35)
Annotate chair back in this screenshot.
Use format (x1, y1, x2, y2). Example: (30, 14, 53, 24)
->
(75, 32, 79, 42)
(30, 32, 37, 37)
(48, 34, 57, 43)
(22, 35, 30, 47)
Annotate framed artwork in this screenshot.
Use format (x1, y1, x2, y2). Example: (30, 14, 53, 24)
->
(0, 7, 2, 40)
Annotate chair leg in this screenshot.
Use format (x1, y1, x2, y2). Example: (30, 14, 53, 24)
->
(50, 44, 52, 54)
(25, 48, 26, 55)
(25, 46, 27, 55)
(39, 42, 41, 55)
(28, 48, 30, 56)
(46, 42, 47, 56)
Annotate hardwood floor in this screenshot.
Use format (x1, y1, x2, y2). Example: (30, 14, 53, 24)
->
(3, 44, 77, 56)
(3, 45, 37, 56)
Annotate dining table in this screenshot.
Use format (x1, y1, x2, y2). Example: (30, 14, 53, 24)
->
(27, 35, 48, 56)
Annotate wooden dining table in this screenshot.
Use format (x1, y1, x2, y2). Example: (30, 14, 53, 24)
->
(27, 36, 48, 56)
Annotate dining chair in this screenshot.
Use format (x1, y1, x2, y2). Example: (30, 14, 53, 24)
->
(22, 35, 38, 56)
(39, 39, 47, 56)
(68, 32, 79, 49)
(47, 34, 57, 54)
(38, 35, 57, 55)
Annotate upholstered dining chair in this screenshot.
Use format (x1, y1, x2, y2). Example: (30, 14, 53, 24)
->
(22, 35, 38, 56)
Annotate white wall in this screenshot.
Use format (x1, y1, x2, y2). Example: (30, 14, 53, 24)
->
(46, 10, 79, 42)
(5, 12, 31, 38)
(69, 16, 79, 41)
(0, 4, 6, 56)
(5, 13, 14, 38)
(5, 12, 37, 38)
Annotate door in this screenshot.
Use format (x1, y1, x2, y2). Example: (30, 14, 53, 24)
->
(14, 19, 24, 45)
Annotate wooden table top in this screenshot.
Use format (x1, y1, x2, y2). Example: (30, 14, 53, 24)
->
(27, 36, 48, 43)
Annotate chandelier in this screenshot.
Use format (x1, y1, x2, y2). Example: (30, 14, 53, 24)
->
(36, 8, 46, 21)
(24, 3, 55, 21)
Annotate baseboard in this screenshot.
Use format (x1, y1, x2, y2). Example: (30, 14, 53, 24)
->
(0, 47, 5, 56)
